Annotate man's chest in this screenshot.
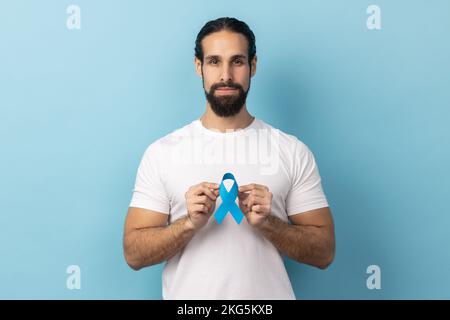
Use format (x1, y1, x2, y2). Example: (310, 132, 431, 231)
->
(163, 162, 292, 222)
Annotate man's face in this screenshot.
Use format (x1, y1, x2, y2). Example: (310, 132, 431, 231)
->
(195, 30, 257, 117)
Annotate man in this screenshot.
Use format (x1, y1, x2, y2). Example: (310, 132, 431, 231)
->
(123, 17, 335, 300)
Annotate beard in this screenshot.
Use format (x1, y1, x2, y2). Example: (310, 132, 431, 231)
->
(203, 75, 250, 118)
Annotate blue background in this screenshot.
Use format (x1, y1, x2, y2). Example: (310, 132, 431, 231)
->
(1, 0, 449, 299)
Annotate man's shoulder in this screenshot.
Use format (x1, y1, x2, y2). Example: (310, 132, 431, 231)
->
(257, 118, 309, 153)
(158, 120, 197, 144)
(140, 120, 198, 159)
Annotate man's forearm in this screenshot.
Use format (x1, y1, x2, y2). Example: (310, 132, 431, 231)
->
(124, 215, 195, 270)
(255, 215, 334, 269)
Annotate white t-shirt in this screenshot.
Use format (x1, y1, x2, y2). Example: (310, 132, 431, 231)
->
(129, 117, 329, 299)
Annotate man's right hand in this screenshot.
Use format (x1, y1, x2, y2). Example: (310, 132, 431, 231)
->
(185, 182, 219, 231)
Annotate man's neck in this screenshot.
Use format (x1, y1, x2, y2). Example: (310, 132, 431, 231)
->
(200, 104, 255, 133)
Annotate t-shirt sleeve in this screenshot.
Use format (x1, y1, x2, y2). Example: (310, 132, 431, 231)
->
(285, 139, 329, 216)
(128, 142, 170, 214)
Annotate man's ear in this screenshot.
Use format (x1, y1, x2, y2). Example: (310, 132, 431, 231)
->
(250, 55, 257, 77)
(194, 57, 203, 78)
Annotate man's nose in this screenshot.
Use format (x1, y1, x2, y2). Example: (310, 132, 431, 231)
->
(220, 65, 232, 82)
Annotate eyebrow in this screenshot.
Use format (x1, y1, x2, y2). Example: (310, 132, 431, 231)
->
(205, 54, 248, 60)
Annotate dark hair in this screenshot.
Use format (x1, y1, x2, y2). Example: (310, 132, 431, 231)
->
(195, 17, 256, 64)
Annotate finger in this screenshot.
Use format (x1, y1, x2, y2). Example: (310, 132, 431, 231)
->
(244, 195, 268, 208)
(238, 184, 254, 193)
(194, 195, 215, 204)
(192, 203, 209, 214)
(238, 197, 248, 210)
(189, 195, 208, 204)
(201, 182, 219, 190)
(238, 183, 268, 193)
(190, 195, 213, 211)
(188, 182, 218, 196)
(239, 201, 249, 216)
(247, 189, 267, 198)
(251, 204, 269, 214)
(238, 192, 249, 201)
(193, 185, 218, 200)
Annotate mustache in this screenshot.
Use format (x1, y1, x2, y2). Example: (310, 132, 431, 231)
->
(210, 81, 243, 91)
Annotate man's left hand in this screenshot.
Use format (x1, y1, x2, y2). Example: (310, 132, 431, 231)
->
(238, 183, 272, 227)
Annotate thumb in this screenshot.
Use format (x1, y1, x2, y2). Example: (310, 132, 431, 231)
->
(238, 192, 248, 201)
(238, 200, 248, 216)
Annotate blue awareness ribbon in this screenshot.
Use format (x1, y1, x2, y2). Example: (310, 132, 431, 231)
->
(214, 173, 244, 225)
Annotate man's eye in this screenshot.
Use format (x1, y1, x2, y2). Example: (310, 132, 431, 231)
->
(209, 59, 218, 65)
(234, 60, 243, 65)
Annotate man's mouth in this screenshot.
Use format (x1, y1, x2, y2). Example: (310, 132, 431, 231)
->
(216, 87, 238, 92)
